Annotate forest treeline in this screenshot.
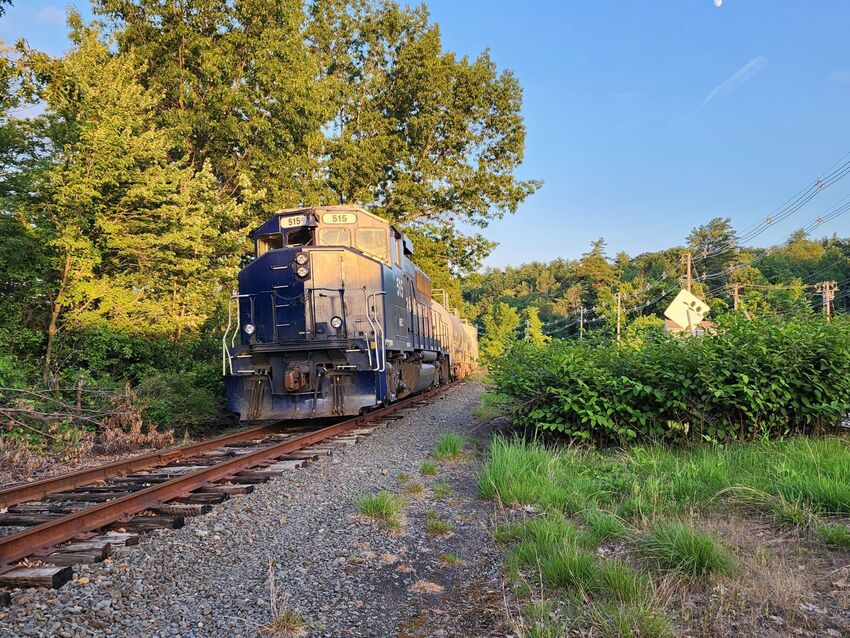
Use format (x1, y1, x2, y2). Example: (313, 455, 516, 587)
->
(465, 218, 850, 361)
(0, 0, 534, 444)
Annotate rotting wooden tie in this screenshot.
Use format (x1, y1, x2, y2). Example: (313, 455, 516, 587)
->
(108, 515, 184, 532)
(0, 566, 73, 589)
(154, 503, 213, 517)
(197, 484, 255, 496)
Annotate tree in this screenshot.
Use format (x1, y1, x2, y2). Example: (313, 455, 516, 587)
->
(524, 306, 549, 345)
(480, 302, 520, 363)
(95, 0, 539, 279)
(18, 21, 250, 380)
(687, 217, 736, 279)
(94, 0, 330, 210)
(576, 238, 617, 303)
(0, 2, 11, 17)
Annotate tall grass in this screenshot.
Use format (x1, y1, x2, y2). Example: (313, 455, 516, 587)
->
(637, 520, 735, 579)
(480, 435, 850, 524)
(482, 435, 848, 636)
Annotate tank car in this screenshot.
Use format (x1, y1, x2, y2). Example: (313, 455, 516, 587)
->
(223, 205, 477, 420)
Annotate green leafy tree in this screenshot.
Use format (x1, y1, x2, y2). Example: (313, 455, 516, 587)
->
(688, 217, 736, 280)
(19, 22, 250, 380)
(480, 302, 520, 364)
(94, 0, 330, 209)
(95, 0, 539, 280)
(524, 306, 549, 345)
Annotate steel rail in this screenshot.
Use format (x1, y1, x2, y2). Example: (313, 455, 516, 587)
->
(0, 382, 459, 567)
(0, 422, 287, 509)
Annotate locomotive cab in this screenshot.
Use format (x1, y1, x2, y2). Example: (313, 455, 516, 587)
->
(223, 205, 473, 420)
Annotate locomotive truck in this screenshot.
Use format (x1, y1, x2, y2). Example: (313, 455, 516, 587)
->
(223, 205, 477, 420)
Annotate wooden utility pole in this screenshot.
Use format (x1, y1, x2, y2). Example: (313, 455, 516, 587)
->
(816, 281, 838, 320)
(731, 283, 741, 311)
(682, 252, 693, 292)
(579, 306, 584, 339)
(616, 292, 622, 344)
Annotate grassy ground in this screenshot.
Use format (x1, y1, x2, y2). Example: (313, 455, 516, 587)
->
(479, 436, 850, 637)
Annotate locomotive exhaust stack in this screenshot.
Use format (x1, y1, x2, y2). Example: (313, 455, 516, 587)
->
(222, 205, 477, 420)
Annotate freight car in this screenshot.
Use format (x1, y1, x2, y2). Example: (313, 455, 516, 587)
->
(223, 205, 478, 420)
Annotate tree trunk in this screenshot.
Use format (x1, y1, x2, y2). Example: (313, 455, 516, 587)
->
(43, 253, 72, 385)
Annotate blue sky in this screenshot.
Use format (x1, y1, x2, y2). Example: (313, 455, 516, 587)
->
(3, 1, 850, 268)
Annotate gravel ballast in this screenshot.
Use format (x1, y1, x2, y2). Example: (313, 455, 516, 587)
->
(0, 382, 505, 637)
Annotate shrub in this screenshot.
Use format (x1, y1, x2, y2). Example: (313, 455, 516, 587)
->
(493, 314, 850, 444)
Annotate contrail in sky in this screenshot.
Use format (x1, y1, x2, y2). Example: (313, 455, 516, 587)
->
(700, 57, 766, 108)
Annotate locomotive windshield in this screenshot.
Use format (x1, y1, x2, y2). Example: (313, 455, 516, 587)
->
(355, 228, 389, 260)
(256, 228, 315, 256)
(317, 227, 351, 246)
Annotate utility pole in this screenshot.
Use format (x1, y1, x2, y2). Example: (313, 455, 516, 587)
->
(579, 306, 584, 339)
(616, 292, 622, 344)
(731, 283, 741, 311)
(682, 252, 693, 292)
(816, 281, 837, 320)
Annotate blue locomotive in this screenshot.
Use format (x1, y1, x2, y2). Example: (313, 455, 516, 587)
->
(223, 206, 478, 420)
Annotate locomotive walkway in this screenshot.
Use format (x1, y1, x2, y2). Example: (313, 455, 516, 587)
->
(0, 382, 506, 637)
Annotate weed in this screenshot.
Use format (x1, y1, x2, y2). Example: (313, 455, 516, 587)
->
(262, 559, 306, 637)
(433, 431, 466, 461)
(638, 520, 734, 579)
(397, 473, 410, 483)
(433, 481, 453, 499)
(403, 482, 426, 497)
(425, 518, 453, 536)
(438, 553, 464, 566)
(357, 491, 404, 531)
(261, 609, 306, 637)
(474, 391, 506, 421)
(420, 460, 438, 476)
(818, 521, 850, 547)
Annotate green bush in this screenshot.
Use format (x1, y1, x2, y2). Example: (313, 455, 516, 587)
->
(137, 369, 222, 430)
(493, 314, 850, 444)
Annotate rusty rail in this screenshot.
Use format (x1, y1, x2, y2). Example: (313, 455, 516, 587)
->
(0, 382, 459, 567)
(0, 422, 286, 509)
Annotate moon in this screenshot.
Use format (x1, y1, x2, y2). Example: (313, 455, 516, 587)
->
(714, 0, 723, 6)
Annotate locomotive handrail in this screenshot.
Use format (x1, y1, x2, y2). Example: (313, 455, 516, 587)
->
(361, 288, 375, 369)
(222, 293, 254, 375)
(366, 291, 387, 372)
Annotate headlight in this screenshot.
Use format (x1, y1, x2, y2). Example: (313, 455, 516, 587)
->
(244, 323, 255, 335)
(295, 253, 309, 265)
(296, 265, 309, 278)
(330, 316, 343, 329)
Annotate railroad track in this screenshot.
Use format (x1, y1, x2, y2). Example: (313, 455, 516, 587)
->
(0, 382, 459, 597)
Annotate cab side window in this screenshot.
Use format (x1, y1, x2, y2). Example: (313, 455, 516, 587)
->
(318, 228, 351, 246)
(257, 233, 284, 256)
(286, 228, 314, 246)
(355, 228, 389, 262)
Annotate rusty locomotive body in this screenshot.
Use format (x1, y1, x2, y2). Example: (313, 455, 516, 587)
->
(223, 206, 477, 420)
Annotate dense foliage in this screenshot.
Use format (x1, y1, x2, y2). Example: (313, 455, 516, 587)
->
(492, 315, 850, 444)
(464, 221, 850, 344)
(0, 1, 534, 444)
